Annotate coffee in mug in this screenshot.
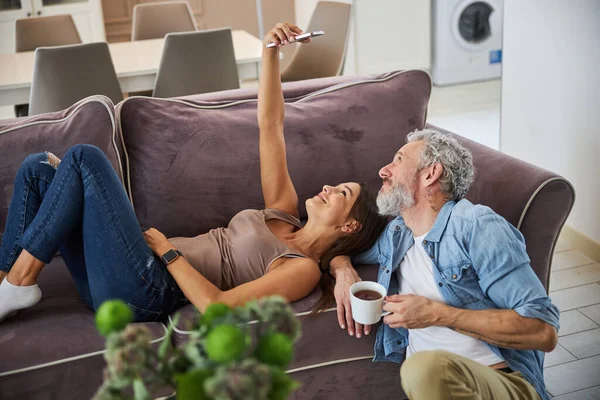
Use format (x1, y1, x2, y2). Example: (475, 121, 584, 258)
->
(349, 281, 390, 325)
(354, 290, 383, 301)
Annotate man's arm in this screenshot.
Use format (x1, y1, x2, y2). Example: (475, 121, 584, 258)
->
(384, 210, 559, 352)
(440, 305, 557, 352)
(466, 211, 559, 351)
(383, 293, 558, 352)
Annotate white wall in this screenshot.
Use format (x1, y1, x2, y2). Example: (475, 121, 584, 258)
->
(500, 0, 600, 242)
(351, 0, 430, 74)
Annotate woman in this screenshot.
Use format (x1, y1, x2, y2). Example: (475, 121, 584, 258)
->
(0, 22, 387, 323)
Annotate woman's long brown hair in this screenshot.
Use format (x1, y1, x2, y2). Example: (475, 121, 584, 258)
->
(312, 183, 388, 313)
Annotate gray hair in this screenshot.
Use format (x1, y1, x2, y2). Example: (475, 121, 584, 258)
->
(407, 128, 475, 201)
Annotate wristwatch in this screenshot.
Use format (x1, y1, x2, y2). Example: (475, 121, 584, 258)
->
(160, 249, 183, 266)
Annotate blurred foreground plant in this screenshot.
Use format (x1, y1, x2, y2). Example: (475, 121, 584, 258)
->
(93, 296, 301, 400)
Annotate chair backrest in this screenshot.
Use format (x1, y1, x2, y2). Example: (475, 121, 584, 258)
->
(132, 1, 197, 41)
(281, 1, 352, 82)
(15, 14, 81, 53)
(29, 42, 123, 115)
(152, 29, 240, 98)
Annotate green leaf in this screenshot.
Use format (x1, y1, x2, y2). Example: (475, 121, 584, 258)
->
(269, 368, 300, 400)
(255, 333, 294, 368)
(95, 300, 134, 337)
(158, 314, 180, 359)
(175, 369, 213, 400)
(133, 379, 151, 400)
(200, 303, 232, 328)
(108, 375, 133, 391)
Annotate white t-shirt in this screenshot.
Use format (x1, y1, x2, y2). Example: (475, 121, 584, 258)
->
(397, 233, 504, 366)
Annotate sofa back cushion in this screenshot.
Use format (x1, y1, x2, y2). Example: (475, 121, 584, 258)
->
(0, 95, 124, 242)
(117, 71, 431, 237)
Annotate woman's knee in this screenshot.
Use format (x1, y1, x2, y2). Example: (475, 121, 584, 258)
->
(62, 144, 112, 174)
(17, 152, 58, 180)
(66, 144, 103, 161)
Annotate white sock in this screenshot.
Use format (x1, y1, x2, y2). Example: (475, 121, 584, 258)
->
(0, 278, 42, 323)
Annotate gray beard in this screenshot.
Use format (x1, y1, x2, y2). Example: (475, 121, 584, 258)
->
(376, 182, 415, 216)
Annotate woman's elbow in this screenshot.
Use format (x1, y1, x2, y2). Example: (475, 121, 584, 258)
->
(188, 291, 222, 314)
(211, 290, 245, 310)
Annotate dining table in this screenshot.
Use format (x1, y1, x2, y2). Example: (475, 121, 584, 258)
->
(0, 29, 273, 107)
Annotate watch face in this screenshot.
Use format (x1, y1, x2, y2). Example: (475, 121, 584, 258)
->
(162, 249, 178, 264)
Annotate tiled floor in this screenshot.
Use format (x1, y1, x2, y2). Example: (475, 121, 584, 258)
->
(546, 242, 600, 398)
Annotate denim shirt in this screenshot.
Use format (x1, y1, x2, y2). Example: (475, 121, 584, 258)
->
(354, 199, 560, 400)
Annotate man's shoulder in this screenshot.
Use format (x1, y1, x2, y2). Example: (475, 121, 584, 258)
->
(450, 199, 499, 222)
(449, 200, 521, 243)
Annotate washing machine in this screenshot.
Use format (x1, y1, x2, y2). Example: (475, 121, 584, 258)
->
(432, 0, 503, 86)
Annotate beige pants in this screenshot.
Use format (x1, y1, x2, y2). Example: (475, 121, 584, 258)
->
(400, 350, 541, 400)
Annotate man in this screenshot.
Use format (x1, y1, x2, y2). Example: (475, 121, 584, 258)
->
(330, 129, 559, 400)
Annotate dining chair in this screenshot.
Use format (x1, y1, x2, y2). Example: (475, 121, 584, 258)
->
(14, 14, 82, 117)
(16, 14, 81, 52)
(132, 1, 197, 41)
(281, 1, 352, 82)
(29, 42, 123, 115)
(152, 29, 240, 98)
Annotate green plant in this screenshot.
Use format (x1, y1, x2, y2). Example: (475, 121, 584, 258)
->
(93, 297, 302, 400)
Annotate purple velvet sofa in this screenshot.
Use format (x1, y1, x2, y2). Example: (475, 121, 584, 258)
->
(0, 71, 575, 400)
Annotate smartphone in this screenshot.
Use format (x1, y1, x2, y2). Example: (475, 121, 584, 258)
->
(265, 30, 325, 48)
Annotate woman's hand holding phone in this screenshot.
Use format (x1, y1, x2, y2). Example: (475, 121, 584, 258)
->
(263, 22, 312, 49)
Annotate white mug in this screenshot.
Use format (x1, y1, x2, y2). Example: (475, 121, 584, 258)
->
(350, 281, 391, 325)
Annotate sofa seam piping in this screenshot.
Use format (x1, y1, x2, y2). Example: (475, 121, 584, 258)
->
(0, 323, 168, 378)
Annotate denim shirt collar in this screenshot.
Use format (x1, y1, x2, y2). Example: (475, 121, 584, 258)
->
(424, 200, 456, 243)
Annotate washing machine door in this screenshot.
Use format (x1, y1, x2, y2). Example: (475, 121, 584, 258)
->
(451, 0, 502, 52)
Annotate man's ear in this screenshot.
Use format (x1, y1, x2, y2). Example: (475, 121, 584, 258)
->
(342, 220, 363, 234)
(423, 162, 444, 187)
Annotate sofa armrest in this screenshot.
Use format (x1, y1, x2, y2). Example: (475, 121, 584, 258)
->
(426, 124, 575, 291)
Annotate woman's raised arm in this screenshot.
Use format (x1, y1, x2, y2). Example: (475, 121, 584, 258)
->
(257, 22, 309, 217)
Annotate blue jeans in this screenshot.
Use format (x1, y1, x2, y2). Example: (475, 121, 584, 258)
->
(0, 144, 188, 322)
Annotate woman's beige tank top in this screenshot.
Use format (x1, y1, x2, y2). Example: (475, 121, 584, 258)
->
(168, 209, 305, 290)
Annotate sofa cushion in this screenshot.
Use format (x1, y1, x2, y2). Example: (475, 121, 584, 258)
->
(117, 70, 431, 238)
(0, 95, 125, 243)
(288, 359, 406, 400)
(0, 256, 167, 398)
(170, 264, 381, 372)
